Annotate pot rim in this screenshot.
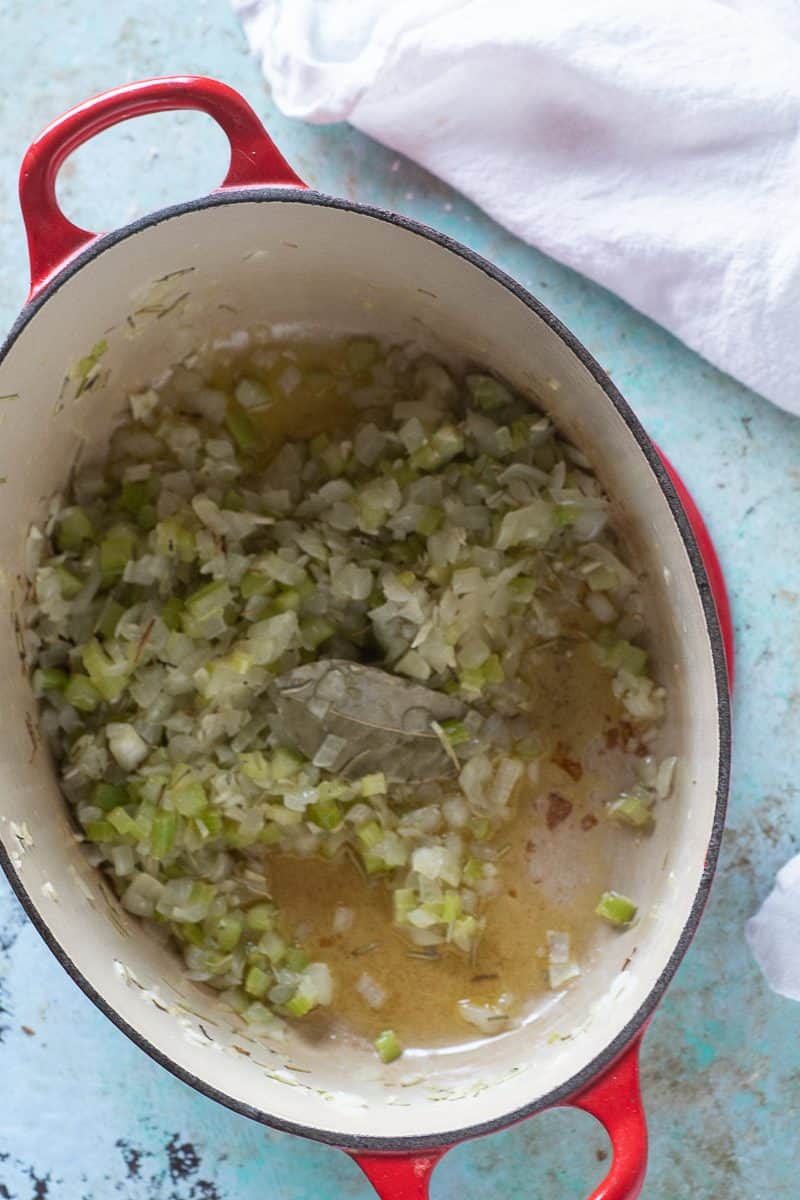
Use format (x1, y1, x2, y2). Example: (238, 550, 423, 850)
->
(0, 186, 731, 1152)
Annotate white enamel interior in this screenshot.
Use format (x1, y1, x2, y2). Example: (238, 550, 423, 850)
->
(0, 196, 723, 1144)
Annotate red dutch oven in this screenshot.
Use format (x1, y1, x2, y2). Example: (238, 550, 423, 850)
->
(0, 77, 732, 1199)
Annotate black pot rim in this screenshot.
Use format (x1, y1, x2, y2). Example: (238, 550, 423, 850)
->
(0, 186, 731, 1154)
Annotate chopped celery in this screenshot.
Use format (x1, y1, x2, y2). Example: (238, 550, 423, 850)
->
(171, 780, 207, 816)
(97, 599, 125, 639)
(440, 719, 469, 746)
(310, 795, 342, 830)
(92, 781, 127, 811)
(225, 400, 258, 451)
(56, 506, 93, 552)
(284, 991, 314, 1017)
(150, 811, 177, 859)
(160, 596, 183, 631)
(64, 673, 101, 713)
(244, 965, 271, 998)
(211, 912, 243, 952)
(85, 820, 119, 843)
(466, 374, 513, 412)
(361, 773, 386, 797)
(374, 1029, 403, 1063)
(245, 903, 275, 932)
(605, 640, 648, 676)
(241, 571, 275, 599)
(356, 820, 383, 850)
(99, 525, 137, 581)
(55, 565, 83, 599)
(271, 746, 305, 781)
(285, 947, 310, 972)
(81, 638, 129, 702)
(607, 794, 653, 830)
(33, 667, 68, 693)
(595, 891, 638, 927)
(120, 479, 155, 515)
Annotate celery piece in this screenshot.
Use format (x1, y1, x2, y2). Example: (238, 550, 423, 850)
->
(441, 890, 461, 922)
(225, 400, 258, 451)
(33, 667, 68, 694)
(284, 991, 314, 1017)
(258, 823, 282, 846)
(244, 964, 271, 999)
(393, 888, 415, 924)
(212, 912, 243, 952)
(150, 811, 177, 859)
(595, 890, 638, 927)
(462, 858, 484, 885)
(469, 817, 491, 842)
(84, 819, 118, 843)
(555, 504, 578, 527)
(120, 479, 151, 515)
(466, 374, 513, 412)
(356, 820, 383, 850)
(606, 640, 647, 676)
(160, 596, 184, 632)
(410, 425, 464, 471)
(607, 794, 653, 830)
(374, 1029, 403, 1064)
(55, 565, 83, 599)
(196, 808, 223, 839)
(92, 781, 127, 812)
(260, 931, 287, 964)
(56, 506, 93, 553)
(107, 806, 143, 840)
(100, 524, 137, 581)
(97, 599, 125, 640)
(285, 947, 310, 972)
(271, 746, 305, 781)
(155, 519, 195, 563)
(136, 503, 157, 531)
(508, 575, 536, 602)
(245, 903, 275, 932)
(416, 505, 444, 536)
(64, 673, 101, 713)
(172, 780, 207, 817)
(240, 571, 275, 600)
(483, 654, 505, 684)
(273, 587, 301, 613)
(185, 579, 232, 620)
(440, 718, 469, 747)
(179, 922, 205, 947)
(361, 773, 386, 797)
(82, 638, 129, 702)
(310, 796, 342, 831)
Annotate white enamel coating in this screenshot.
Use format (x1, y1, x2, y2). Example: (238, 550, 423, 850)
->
(0, 196, 724, 1144)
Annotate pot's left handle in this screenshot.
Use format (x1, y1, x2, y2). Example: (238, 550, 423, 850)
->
(18, 75, 306, 300)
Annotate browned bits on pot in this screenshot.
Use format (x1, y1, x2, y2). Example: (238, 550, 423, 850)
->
(546, 791, 573, 829)
(580, 814, 598, 832)
(550, 741, 583, 781)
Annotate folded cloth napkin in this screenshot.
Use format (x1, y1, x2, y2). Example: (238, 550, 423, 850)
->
(746, 854, 800, 1001)
(232, 0, 800, 414)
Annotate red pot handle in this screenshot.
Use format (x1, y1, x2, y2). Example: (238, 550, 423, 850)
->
(658, 449, 734, 690)
(566, 1035, 647, 1200)
(349, 1037, 646, 1199)
(18, 74, 305, 301)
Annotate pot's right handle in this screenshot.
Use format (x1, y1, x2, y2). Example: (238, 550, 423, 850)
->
(18, 75, 305, 300)
(566, 1035, 647, 1200)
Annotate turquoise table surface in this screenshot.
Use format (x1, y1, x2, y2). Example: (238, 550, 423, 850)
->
(1, 3, 798, 1197)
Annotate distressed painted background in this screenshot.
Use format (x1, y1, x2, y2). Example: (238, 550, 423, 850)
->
(0, 2, 798, 1197)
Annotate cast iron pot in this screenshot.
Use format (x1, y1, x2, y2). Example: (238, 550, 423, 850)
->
(0, 76, 732, 1200)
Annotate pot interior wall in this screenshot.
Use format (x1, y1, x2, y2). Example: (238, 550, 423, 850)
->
(0, 195, 723, 1143)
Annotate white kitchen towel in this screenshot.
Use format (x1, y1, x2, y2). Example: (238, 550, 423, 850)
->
(746, 854, 800, 1001)
(232, 0, 800, 414)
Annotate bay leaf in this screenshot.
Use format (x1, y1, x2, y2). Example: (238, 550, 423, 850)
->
(269, 659, 466, 783)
